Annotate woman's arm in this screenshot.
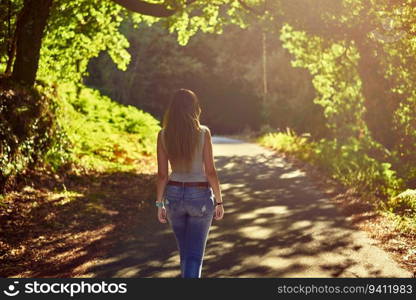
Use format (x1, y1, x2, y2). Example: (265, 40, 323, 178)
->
(203, 128, 224, 220)
(156, 130, 168, 223)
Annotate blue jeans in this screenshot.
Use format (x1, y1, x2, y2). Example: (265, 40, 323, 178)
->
(164, 184, 215, 278)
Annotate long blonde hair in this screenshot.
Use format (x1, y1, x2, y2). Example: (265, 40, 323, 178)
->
(162, 89, 202, 172)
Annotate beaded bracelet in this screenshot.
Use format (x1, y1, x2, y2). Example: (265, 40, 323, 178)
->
(155, 201, 164, 208)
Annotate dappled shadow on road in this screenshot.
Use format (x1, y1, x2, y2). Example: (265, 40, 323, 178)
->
(0, 170, 156, 277)
(3, 140, 397, 278)
(202, 153, 369, 277)
(87, 205, 179, 278)
(87, 140, 388, 278)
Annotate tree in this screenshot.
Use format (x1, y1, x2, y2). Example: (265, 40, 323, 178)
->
(11, 0, 53, 86)
(8, 0, 197, 86)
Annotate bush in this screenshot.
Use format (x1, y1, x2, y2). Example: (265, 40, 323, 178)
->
(56, 83, 160, 171)
(1, 79, 161, 193)
(313, 138, 402, 198)
(384, 189, 416, 233)
(258, 130, 402, 199)
(257, 128, 316, 162)
(387, 189, 416, 217)
(0, 78, 63, 192)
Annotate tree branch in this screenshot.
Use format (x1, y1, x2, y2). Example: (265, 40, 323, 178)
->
(237, 0, 263, 16)
(111, 0, 197, 17)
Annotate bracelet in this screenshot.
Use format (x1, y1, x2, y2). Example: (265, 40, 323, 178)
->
(155, 201, 164, 208)
(215, 202, 223, 206)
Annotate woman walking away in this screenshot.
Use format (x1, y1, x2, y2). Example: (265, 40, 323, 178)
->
(155, 88, 224, 278)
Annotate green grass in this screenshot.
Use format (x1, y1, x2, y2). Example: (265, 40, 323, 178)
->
(381, 189, 416, 233)
(258, 129, 416, 233)
(257, 128, 315, 162)
(49, 83, 161, 172)
(258, 129, 402, 200)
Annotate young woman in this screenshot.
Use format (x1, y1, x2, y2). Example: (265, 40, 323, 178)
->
(155, 88, 224, 278)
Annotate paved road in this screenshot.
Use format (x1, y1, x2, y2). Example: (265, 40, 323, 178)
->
(90, 136, 411, 277)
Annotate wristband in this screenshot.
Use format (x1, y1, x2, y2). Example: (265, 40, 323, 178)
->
(215, 202, 223, 206)
(155, 201, 164, 208)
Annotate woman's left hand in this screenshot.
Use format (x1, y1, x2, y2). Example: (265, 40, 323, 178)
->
(157, 207, 167, 223)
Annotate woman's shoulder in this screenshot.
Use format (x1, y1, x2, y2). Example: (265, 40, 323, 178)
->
(199, 125, 210, 134)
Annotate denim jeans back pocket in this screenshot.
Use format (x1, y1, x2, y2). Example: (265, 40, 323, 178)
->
(184, 187, 214, 217)
(165, 185, 183, 208)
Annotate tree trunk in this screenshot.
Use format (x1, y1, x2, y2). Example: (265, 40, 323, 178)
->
(5, 0, 16, 75)
(262, 31, 268, 105)
(5, 35, 16, 75)
(11, 0, 53, 86)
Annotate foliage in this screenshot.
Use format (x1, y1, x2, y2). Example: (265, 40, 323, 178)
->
(0, 78, 61, 191)
(0, 0, 23, 73)
(1, 0, 416, 230)
(86, 20, 327, 135)
(269, 0, 416, 210)
(55, 83, 160, 171)
(315, 138, 401, 199)
(87, 20, 206, 116)
(161, 0, 250, 46)
(0, 78, 160, 191)
(384, 189, 416, 233)
(392, 90, 416, 187)
(86, 21, 265, 133)
(258, 129, 314, 162)
(37, 0, 131, 84)
(280, 24, 367, 140)
(387, 189, 416, 218)
(258, 131, 402, 199)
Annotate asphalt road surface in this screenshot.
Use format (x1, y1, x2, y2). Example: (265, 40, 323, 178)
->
(90, 136, 411, 278)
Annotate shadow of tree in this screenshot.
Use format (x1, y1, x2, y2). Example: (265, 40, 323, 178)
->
(86, 140, 388, 278)
(0, 171, 156, 277)
(1, 138, 400, 278)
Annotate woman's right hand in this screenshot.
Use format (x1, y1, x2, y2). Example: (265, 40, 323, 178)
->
(158, 207, 167, 223)
(214, 203, 224, 220)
